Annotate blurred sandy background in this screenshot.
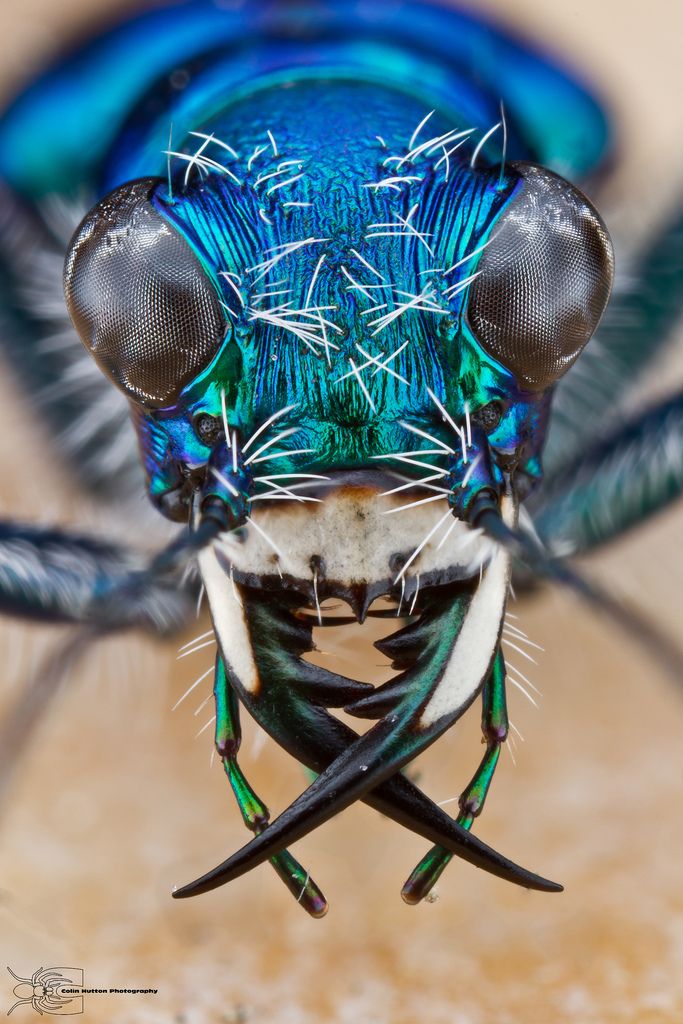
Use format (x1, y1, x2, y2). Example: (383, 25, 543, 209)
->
(0, 2, 681, 1022)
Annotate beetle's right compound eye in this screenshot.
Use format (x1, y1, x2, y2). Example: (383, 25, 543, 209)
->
(64, 178, 226, 408)
(466, 164, 613, 391)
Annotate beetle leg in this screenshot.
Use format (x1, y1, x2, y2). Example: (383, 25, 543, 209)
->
(530, 389, 683, 558)
(0, 521, 195, 806)
(212, 653, 327, 917)
(0, 520, 189, 632)
(401, 647, 508, 903)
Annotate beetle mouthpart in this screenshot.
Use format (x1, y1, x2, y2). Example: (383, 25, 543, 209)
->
(172, 491, 563, 902)
(211, 469, 497, 606)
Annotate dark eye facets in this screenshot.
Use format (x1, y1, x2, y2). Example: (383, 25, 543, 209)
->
(466, 163, 613, 391)
(64, 178, 227, 408)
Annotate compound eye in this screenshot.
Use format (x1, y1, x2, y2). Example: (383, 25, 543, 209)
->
(64, 178, 226, 407)
(466, 164, 614, 391)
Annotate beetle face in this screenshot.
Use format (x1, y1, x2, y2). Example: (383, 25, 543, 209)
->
(64, 85, 613, 898)
(64, 97, 611, 584)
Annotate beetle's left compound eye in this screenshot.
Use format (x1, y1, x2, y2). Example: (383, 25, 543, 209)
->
(466, 163, 614, 391)
(64, 178, 226, 407)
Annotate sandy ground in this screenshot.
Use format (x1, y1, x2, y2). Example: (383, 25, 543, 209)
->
(0, 2, 681, 1022)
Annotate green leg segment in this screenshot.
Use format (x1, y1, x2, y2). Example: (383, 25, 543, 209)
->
(401, 648, 508, 904)
(213, 654, 328, 917)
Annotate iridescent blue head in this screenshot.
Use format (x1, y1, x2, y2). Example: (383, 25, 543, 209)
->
(64, 78, 612, 607)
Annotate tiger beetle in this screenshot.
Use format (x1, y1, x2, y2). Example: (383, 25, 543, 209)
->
(0, 0, 680, 917)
